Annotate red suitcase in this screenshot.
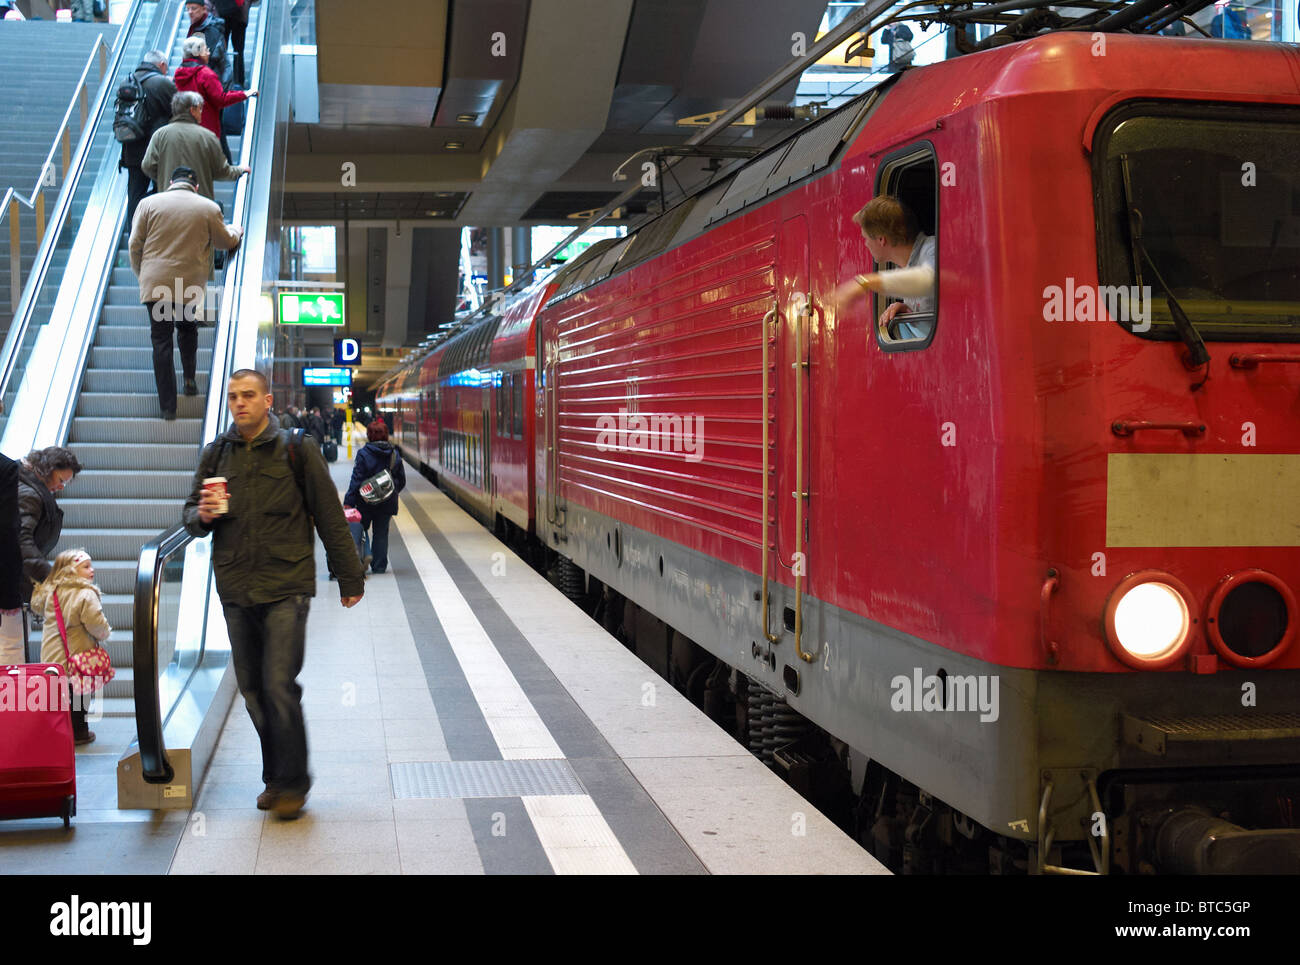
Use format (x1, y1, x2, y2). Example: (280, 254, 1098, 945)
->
(0, 664, 77, 828)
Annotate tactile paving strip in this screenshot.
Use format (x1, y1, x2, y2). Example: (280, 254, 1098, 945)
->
(390, 759, 587, 799)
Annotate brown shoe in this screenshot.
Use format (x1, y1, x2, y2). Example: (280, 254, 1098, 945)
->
(256, 788, 278, 810)
(272, 792, 307, 820)
(74, 731, 95, 746)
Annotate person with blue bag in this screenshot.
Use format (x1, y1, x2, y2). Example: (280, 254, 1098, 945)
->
(342, 420, 407, 575)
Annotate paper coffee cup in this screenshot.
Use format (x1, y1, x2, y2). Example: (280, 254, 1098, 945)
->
(203, 477, 229, 515)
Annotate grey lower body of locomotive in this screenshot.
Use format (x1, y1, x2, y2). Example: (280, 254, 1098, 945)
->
(546, 501, 1300, 872)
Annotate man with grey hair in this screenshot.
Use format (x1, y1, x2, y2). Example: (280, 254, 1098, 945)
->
(118, 49, 176, 233)
(142, 90, 249, 202)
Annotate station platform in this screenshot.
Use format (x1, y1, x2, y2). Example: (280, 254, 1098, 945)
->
(2, 456, 884, 875)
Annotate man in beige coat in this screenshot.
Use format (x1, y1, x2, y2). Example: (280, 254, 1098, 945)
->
(129, 167, 243, 419)
(141, 91, 248, 201)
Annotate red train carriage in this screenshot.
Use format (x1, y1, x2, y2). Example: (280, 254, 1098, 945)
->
(379, 282, 548, 533)
(381, 33, 1300, 872)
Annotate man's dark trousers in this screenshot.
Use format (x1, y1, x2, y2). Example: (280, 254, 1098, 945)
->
(146, 300, 199, 415)
(222, 594, 312, 795)
(226, 18, 247, 87)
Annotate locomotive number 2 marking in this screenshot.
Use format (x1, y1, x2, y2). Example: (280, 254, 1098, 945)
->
(823, 642, 831, 671)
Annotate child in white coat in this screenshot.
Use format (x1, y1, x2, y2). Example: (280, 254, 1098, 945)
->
(31, 549, 112, 745)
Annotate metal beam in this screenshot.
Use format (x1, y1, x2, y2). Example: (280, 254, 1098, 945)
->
(513, 0, 893, 288)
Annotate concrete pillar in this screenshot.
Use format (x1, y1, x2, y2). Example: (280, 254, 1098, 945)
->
(511, 226, 531, 281)
(383, 224, 413, 349)
(486, 227, 505, 291)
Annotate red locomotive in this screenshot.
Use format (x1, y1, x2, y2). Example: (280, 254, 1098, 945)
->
(379, 31, 1300, 873)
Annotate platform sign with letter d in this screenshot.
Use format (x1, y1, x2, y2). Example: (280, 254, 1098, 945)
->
(334, 337, 361, 366)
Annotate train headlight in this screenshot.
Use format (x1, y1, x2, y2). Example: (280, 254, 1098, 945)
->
(1104, 571, 1195, 669)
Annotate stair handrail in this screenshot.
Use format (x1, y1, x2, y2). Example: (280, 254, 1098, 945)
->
(133, 0, 280, 784)
(0, 0, 156, 395)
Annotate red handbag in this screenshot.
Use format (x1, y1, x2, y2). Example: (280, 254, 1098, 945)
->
(51, 591, 114, 696)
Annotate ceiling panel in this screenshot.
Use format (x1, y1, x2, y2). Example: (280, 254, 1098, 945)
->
(283, 192, 470, 221)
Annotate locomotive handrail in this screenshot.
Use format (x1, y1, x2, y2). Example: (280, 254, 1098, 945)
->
(760, 305, 780, 646)
(1111, 420, 1206, 437)
(793, 297, 815, 664)
(1229, 354, 1300, 369)
(1040, 570, 1060, 666)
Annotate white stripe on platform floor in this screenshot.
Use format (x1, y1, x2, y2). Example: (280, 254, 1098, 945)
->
(391, 507, 638, 875)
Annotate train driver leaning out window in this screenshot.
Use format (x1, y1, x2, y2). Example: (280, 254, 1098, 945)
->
(834, 195, 935, 341)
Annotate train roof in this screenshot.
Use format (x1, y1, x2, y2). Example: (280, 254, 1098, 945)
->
(540, 32, 1300, 309)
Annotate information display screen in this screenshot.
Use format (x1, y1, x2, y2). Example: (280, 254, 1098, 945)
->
(302, 367, 353, 387)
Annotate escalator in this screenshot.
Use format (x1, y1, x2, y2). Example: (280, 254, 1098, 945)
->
(0, 0, 294, 804)
(58, 2, 262, 715)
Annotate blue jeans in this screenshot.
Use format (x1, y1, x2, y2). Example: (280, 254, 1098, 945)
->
(222, 595, 311, 795)
(369, 514, 392, 572)
(353, 515, 392, 572)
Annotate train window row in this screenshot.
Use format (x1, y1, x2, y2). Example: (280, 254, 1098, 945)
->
(496, 371, 524, 440)
(441, 429, 484, 488)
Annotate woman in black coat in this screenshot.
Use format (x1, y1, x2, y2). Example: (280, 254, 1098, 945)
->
(342, 420, 407, 574)
(17, 447, 82, 604)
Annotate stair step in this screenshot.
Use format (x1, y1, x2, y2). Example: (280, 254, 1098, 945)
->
(75, 393, 207, 419)
(82, 369, 210, 393)
(60, 469, 196, 500)
(69, 416, 203, 443)
(92, 325, 217, 348)
(71, 443, 202, 471)
(103, 666, 134, 701)
(90, 346, 214, 369)
(58, 498, 186, 531)
(104, 635, 135, 668)
(97, 697, 134, 719)
(89, 559, 138, 596)
(56, 529, 163, 562)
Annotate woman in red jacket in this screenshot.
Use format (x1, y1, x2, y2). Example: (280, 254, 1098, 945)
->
(174, 34, 256, 162)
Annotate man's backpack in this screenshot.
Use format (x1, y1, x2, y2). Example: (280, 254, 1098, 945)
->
(112, 72, 151, 143)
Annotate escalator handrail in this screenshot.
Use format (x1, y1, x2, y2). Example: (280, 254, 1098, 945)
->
(0, 0, 165, 403)
(129, 522, 190, 785)
(132, 0, 278, 783)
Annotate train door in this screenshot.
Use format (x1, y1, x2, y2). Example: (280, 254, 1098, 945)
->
(483, 405, 491, 496)
(539, 314, 565, 540)
(769, 215, 814, 656)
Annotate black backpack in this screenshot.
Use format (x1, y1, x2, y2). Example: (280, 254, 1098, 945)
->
(112, 72, 150, 143)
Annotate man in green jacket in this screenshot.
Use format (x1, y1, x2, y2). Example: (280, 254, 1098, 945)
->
(141, 91, 248, 202)
(183, 369, 364, 819)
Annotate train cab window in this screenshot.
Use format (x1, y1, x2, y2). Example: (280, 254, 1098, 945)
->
(867, 146, 938, 351)
(1094, 102, 1300, 341)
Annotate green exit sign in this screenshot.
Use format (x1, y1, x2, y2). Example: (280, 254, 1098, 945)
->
(279, 291, 345, 326)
